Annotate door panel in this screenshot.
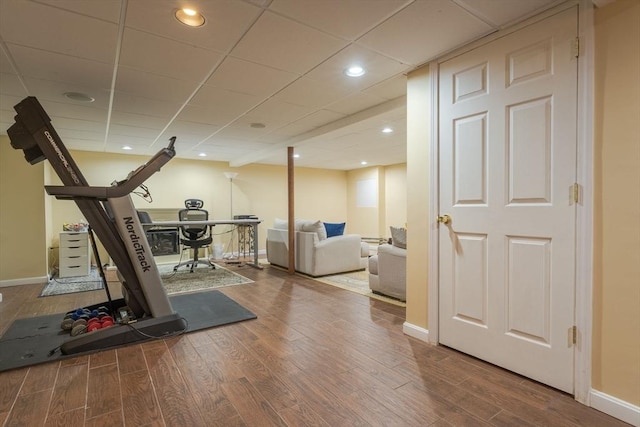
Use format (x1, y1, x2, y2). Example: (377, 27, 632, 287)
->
(438, 7, 578, 393)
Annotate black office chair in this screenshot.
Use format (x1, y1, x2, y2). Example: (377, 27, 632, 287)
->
(174, 199, 215, 272)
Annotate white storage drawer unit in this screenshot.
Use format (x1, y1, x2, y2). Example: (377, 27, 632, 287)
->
(59, 231, 91, 278)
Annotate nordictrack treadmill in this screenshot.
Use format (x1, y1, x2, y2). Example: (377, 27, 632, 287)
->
(7, 96, 187, 355)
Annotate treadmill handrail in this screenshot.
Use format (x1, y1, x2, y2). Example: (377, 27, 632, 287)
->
(45, 140, 175, 200)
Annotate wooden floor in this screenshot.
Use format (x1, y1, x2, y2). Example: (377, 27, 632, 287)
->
(0, 265, 629, 427)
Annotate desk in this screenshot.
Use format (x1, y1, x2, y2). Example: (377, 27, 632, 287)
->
(142, 219, 263, 269)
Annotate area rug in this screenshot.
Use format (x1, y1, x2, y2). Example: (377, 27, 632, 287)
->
(315, 270, 405, 307)
(40, 263, 253, 297)
(158, 263, 253, 295)
(0, 290, 256, 372)
(40, 268, 104, 297)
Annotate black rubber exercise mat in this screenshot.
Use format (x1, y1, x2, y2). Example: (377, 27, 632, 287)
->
(0, 290, 256, 372)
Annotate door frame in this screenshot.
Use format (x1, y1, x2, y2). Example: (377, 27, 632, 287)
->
(426, 0, 594, 404)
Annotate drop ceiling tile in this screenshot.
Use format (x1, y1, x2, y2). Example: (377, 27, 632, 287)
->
(0, 0, 118, 63)
(56, 128, 104, 143)
(269, 0, 412, 40)
(230, 11, 348, 74)
(119, 28, 223, 82)
(179, 86, 262, 125)
(363, 74, 407, 100)
(455, 0, 559, 27)
(204, 57, 299, 97)
(0, 73, 25, 98)
(357, 0, 493, 65)
(39, 100, 108, 123)
(7, 45, 113, 89)
(35, 0, 122, 22)
(163, 121, 221, 139)
(305, 44, 409, 91)
(326, 92, 388, 116)
(233, 98, 314, 130)
(115, 67, 199, 103)
(23, 78, 111, 110)
(267, 109, 346, 139)
(271, 77, 352, 109)
(108, 123, 160, 139)
(0, 47, 16, 74)
(111, 93, 183, 118)
(125, 0, 262, 53)
(109, 111, 170, 129)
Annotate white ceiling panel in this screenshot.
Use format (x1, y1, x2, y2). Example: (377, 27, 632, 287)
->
(357, 0, 494, 65)
(119, 28, 224, 82)
(7, 45, 114, 89)
(230, 11, 348, 74)
(326, 92, 388, 116)
(1, 0, 562, 170)
(35, 0, 122, 22)
(111, 93, 182, 118)
(454, 0, 563, 27)
(114, 67, 199, 103)
(362, 75, 407, 100)
(125, 0, 262, 53)
(205, 57, 299, 97)
(305, 44, 409, 91)
(0, 0, 118, 63)
(0, 73, 25, 98)
(271, 77, 352, 109)
(269, 0, 413, 40)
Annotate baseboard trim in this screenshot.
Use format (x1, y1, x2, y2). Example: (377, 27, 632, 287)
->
(0, 276, 48, 288)
(590, 389, 640, 426)
(402, 321, 429, 342)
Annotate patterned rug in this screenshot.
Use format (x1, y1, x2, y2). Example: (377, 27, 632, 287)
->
(41, 263, 253, 297)
(41, 268, 104, 297)
(157, 263, 253, 295)
(310, 269, 406, 307)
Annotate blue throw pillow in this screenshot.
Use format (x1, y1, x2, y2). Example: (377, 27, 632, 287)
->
(324, 222, 345, 238)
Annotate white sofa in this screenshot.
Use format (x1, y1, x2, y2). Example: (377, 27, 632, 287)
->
(266, 219, 368, 277)
(368, 226, 407, 301)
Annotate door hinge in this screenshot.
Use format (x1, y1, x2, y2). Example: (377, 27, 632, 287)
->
(570, 183, 580, 205)
(572, 37, 580, 58)
(570, 325, 578, 346)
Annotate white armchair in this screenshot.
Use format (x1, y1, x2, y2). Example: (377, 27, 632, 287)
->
(368, 241, 406, 301)
(266, 221, 367, 277)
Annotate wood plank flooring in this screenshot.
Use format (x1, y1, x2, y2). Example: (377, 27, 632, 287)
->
(0, 265, 629, 426)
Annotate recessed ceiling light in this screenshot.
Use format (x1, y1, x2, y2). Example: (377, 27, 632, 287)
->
(345, 65, 366, 77)
(175, 8, 205, 27)
(250, 122, 266, 129)
(198, 153, 207, 157)
(63, 92, 94, 103)
(382, 127, 394, 134)
(293, 154, 300, 158)
(122, 145, 132, 151)
(361, 161, 368, 165)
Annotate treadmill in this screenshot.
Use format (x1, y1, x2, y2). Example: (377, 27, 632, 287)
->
(7, 96, 187, 355)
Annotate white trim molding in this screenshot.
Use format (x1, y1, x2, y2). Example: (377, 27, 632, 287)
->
(590, 389, 640, 426)
(0, 276, 48, 288)
(403, 322, 429, 343)
(574, 0, 595, 405)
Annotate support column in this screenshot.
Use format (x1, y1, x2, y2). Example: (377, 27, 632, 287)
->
(287, 147, 295, 274)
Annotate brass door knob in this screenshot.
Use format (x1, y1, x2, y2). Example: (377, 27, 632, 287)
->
(437, 214, 451, 225)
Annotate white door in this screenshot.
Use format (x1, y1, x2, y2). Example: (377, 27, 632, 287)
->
(438, 7, 578, 393)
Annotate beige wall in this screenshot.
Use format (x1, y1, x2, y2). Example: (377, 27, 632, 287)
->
(384, 163, 407, 232)
(0, 147, 351, 280)
(405, 65, 431, 329)
(592, 0, 640, 406)
(346, 164, 408, 240)
(347, 167, 382, 238)
(0, 136, 47, 281)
